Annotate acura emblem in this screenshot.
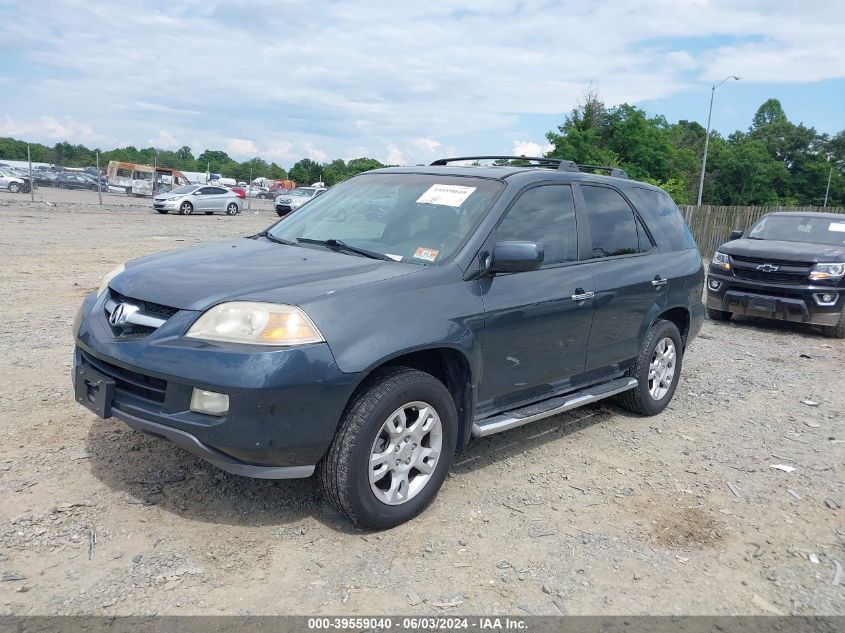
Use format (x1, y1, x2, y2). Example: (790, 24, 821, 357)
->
(109, 302, 139, 326)
(756, 264, 780, 273)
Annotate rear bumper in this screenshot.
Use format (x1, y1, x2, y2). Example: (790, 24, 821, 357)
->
(706, 271, 842, 326)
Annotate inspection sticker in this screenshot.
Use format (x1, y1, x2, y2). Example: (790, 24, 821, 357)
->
(413, 247, 440, 262)
(829, 222, 845, 233)
(416, 184, 476, 207)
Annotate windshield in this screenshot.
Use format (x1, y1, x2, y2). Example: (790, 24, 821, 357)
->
(170, 185, 198, 195)
(291, 188, 316, 197)
(747, 214, 845, 247)
(267, 173, 503, 264)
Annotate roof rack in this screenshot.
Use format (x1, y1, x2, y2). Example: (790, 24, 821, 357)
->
(429, 156, 627, 178)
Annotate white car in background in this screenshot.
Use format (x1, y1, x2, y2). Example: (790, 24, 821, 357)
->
(152, 184, 243, 216)
(273, 186, 327, 216)
(0, 168, 33, 193)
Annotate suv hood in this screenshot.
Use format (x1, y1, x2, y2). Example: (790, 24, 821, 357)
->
(719, 239, 845, 263)
(111, 237, 419, 311)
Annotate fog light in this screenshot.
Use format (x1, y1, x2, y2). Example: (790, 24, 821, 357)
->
(190, 389, 229, 416)
(814, 293, 838, 306)
(708, 278, 721, 291)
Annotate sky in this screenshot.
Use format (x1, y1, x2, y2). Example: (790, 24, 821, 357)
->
(1, 0, 844, 167)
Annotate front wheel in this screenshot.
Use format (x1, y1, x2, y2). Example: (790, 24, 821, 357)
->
(318, 367, 457, 530)
(179, 201, 193, 215)
(619, 319, 683, 416)
(707, 307, 732, 321)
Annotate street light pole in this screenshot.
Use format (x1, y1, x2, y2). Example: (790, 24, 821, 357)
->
(824, 166, 833, 208)
(696, 75, 740, 206)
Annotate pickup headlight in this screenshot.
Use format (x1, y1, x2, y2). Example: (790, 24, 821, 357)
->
(186, 302, 324, 346)
(809, 262, 845, 281)
(711, 252, 731, 271)
(97, 263, 125, 297)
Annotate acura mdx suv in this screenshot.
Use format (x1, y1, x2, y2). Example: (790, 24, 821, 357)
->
(73, 156, 704, 529)
(707, 211, 845, 337)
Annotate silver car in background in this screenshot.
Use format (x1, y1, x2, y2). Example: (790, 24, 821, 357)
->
(274, 186, 327, 216)
(153, 184, 242, 216)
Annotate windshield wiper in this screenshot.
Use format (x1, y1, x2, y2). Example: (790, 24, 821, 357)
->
(296, 237, 389, 261)
(257, 231, 295, 246)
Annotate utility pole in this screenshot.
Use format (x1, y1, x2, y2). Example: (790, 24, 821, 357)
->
(27, 144, 34, 202)
(152, 153, 157, 197)
(696, 75, 740, 206)
(824, 166, 833, 208)
(248, 165, 252, 213)
(96, 151, 102, 205)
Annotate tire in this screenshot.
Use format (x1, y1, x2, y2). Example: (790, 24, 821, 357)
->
(707, 307, 732, 321)
(179, 201, 193, 215)
(9, 182, 20, 193)
(156, 210, 168, 214)
(225, 202, 239, 216)
(821, 311, 845, 339)
(318, 367, 457, 530)
(125, 187, 132, 196)
(619, 319, 683, 416)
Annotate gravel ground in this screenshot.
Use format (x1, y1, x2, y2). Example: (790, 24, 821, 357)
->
(0, 193, 843, 616)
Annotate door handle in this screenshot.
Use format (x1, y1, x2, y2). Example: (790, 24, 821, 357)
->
(571, 289, 595, 301)
(652, 276, 668, 288)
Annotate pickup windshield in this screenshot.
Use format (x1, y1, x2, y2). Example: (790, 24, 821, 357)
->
(267, 173, 503, 264)
(747, 214, 845, 247)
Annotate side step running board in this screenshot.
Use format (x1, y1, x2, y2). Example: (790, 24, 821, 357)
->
(472, 377, 638, 438)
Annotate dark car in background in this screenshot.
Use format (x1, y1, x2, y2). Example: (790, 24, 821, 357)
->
(56, 172, 98, 190)
(73, 156, 704, 529)
(707, 211, 845, 337)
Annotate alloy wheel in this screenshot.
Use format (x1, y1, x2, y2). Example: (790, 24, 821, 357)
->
(368, 401, 443, 506)
(648, 338, 676, 400)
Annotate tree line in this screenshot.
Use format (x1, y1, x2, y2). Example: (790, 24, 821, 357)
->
(546, 90, 843, 206)
(1, 92, 842, 204)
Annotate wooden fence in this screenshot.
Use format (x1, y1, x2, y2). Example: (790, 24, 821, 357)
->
(679, 205, 845, 259)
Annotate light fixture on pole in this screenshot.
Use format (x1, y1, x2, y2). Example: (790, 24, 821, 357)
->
(696, 75, 740, 206)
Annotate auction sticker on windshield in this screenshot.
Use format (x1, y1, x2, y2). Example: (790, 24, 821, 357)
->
(413, 247, 440, 262)
(416, 184, 476, 207)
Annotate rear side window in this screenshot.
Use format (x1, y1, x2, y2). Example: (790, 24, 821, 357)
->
(495, 185, 578, 265)
(581, 185, 644, 258)
(627, 187, 696, 252)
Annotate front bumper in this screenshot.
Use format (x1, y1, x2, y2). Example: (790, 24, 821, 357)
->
(706, 271, 842, 327)
(72, 291, 364, 478)
(153, 199, 181, 211)
(274, 203, 296, 214)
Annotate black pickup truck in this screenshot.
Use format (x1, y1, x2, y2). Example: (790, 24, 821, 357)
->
(706, 211, 845, 338)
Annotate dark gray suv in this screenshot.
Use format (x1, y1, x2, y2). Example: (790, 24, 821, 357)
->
(73, 156, 704, 529)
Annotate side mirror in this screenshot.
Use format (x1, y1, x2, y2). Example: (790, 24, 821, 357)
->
(729, 230, 743, 241)
(487, 241, 544, 274)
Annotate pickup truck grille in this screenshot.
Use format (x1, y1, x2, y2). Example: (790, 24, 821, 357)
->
(732, 268, 806, 284)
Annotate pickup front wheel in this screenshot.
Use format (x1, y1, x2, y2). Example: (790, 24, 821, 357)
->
(319, 367, 457, 530)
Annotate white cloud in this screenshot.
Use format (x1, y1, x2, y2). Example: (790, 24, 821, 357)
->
(512, 141, 546, 157)
(302, 143, 329, 163)
(0, 115, 108, 144)
(149, 130, 180, 150)
(412, 138, 442, 155)
(225, 138, 259, 157)
(386, 144, 406, 166)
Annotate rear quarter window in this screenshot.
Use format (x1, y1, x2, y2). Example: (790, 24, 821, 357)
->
(627, 187, 696, 252)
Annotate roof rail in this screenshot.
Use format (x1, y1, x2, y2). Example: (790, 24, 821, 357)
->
(577, 164, 628, 179)
(429, 156, 627, 178)
(429, 156, 579, 172)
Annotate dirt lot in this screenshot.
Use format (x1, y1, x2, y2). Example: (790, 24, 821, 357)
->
(0, 191, 843, 616)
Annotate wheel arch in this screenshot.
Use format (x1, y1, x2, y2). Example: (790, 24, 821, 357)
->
(342, 346, 475, 453)
(651, 305, 691, 348)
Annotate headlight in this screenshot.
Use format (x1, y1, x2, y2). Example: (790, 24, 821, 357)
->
(186, 302, 324, 346)
(809, 262, 845, 281)
(97, 263, 125, 297)
(711, 252, 731, 271)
